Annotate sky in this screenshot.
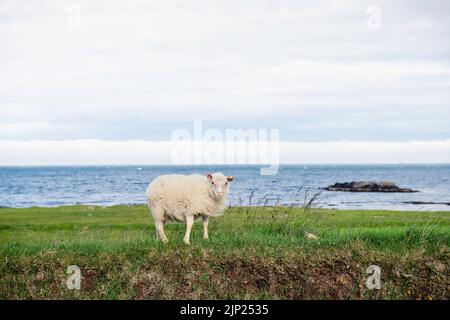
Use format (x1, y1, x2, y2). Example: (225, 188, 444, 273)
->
(1, 0, 450, 164)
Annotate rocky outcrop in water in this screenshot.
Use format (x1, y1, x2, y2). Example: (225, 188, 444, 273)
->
(323, 181, 418, 193)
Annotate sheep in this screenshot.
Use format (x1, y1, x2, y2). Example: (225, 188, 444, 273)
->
(146, 172, 234, 244)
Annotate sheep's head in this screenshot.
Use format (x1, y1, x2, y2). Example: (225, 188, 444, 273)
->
(206, 172, 233, 199)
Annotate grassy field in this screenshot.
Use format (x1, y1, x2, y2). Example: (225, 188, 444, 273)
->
(0, 205, 449, 299)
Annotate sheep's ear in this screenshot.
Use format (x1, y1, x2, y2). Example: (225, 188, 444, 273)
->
(227, 176, 234, 182)
(205, 173, 213, 181)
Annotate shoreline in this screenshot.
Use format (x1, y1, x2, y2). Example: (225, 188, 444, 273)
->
(1, 203, 450, 212)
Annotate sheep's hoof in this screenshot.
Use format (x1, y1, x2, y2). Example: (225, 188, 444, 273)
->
(203, 236, 209, 241)
(183, 239, 190, 245)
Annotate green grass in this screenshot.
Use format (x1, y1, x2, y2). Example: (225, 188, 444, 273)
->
(0, 205, 449, 299)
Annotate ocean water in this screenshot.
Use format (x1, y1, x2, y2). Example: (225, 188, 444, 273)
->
(0, 165, 449, 211)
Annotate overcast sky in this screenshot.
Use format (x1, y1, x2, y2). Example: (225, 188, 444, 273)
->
(1, 0, 450, 164)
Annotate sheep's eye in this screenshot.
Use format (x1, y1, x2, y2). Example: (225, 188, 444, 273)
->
(211, 182, 215, 185)
(225, 183, 228, 186)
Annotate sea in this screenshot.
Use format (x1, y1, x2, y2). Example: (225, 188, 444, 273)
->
(0, 165, 449, 211)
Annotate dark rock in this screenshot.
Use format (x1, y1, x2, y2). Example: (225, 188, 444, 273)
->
(323, 181, 418, 193)
(403, 201, 450, 206)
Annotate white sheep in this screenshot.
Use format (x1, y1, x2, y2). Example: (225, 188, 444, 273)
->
(146, 172, 234, 244)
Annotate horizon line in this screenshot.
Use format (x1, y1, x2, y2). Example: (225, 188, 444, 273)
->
(1, 163, 449, 167)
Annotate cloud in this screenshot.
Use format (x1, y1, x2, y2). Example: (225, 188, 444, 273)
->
(0, 121, 97, 139)
(0, 139, 449, 165)
(0, 0, 449, 143)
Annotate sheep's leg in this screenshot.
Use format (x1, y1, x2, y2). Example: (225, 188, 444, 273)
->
(183, 215, 194, 245)
(155, 220, 168, 243)
(150, 204, 168, 243)
(202, 216, 209, 240)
